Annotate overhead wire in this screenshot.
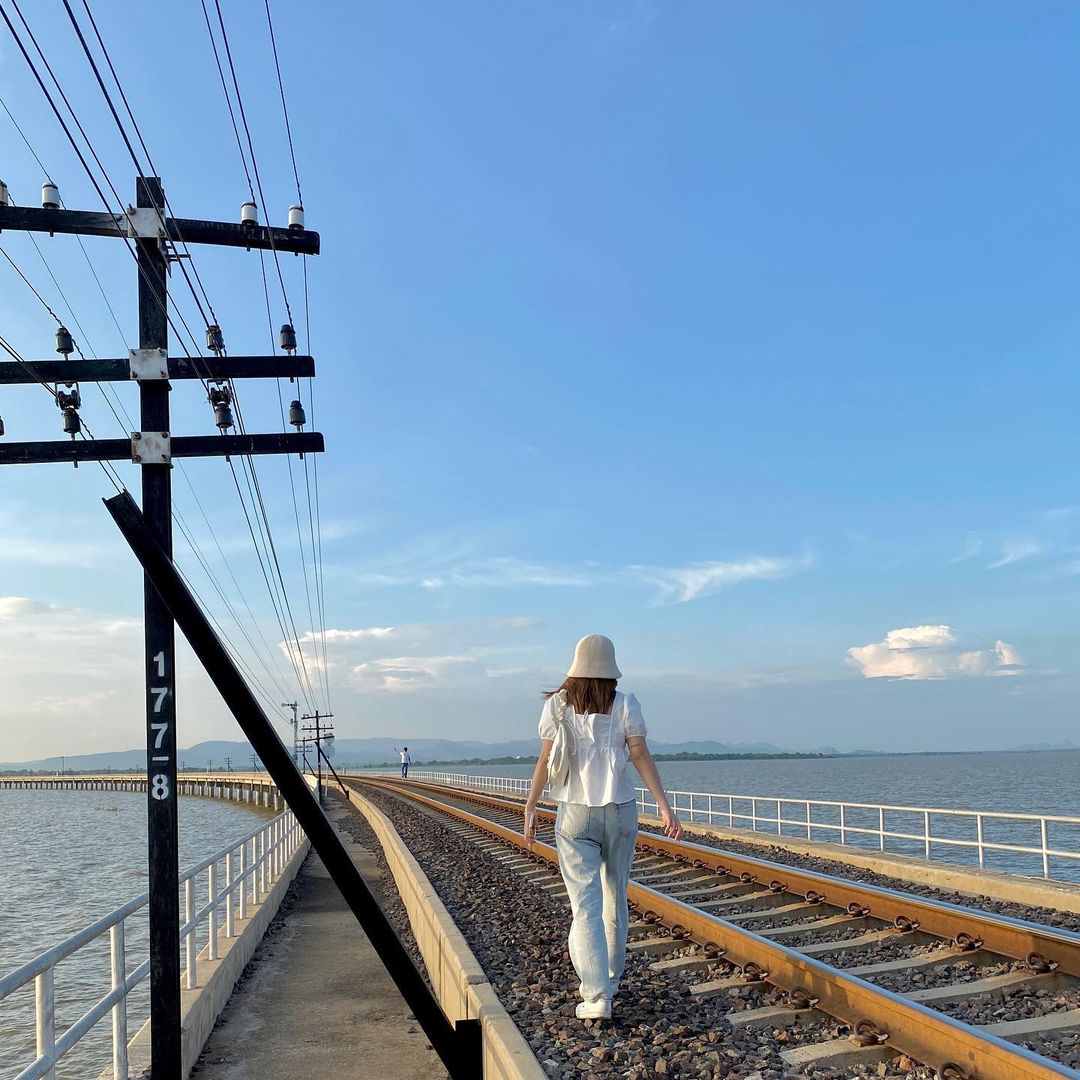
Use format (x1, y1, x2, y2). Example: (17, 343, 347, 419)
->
(0, 71, 305, 718)
(257, 248, 326, 708)
(262, 0, 330, 706)
(263, 0, 302, 209)
(53, 0, 318, 713)
(196, 0, 326, 711)
(61, 0, 220, 334)
(0, 0, 207, 367)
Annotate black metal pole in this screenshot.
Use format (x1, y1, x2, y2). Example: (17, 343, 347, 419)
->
(103, 490, 480, 1079)
(137, 176, 181, 1080)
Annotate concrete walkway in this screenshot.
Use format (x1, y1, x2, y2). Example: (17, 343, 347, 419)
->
(192, 806, 447, 1080)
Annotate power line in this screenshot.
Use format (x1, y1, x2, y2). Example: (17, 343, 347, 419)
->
(62, 0, 221, 331)
(0, 89, 314, 715)
(263, 0, 302, 208)
(210, 0, 293, 324)
(0, 0, 206, 365)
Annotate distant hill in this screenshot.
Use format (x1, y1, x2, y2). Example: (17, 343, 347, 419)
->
(0, 735, 794, 773)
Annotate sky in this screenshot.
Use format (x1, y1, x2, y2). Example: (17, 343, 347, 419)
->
(1, 1, 1079, 762)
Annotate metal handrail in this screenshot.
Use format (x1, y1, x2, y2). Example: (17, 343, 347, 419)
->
(1, 808, 302, 1080)
(396, 770, 1080, 881)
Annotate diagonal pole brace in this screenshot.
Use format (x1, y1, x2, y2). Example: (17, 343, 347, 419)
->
(103, 490, 482, 1080)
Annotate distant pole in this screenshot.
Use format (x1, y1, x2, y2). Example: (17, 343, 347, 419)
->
(315, 711, 322, 801)
(252, 753, 259, 773)
(281, 701, 299, 765)
(224, 756, 232, 773)
(207, 758, 213, 773)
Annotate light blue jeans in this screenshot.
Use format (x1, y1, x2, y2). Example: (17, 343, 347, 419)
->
(554, 800, 638, 1003)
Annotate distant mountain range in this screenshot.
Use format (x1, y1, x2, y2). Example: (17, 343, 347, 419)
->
(0, 735, 791, 772)
(2, 735, 1075, 774)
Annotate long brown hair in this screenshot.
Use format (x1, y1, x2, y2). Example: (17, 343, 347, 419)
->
(544, 677, 617, 716)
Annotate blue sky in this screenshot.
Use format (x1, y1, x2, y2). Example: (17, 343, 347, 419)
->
(1, 1, 1079, 761)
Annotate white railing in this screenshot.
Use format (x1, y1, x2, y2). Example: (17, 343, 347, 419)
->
(0, 808, 303, 1080)
(399, 770, 1080, 882)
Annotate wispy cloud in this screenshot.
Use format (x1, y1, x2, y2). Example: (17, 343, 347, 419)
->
(346, 541, 810, 606)
(419, 557, 594, 590)
(949, 534, 984, 564)
(633, 553, 814, 604)
(847, 624, 1022, 680)
(988, 537, 1048, 569)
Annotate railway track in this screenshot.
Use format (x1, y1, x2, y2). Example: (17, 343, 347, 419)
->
(350, 775, 1080, 1080)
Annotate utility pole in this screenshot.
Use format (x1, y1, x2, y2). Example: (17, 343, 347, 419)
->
(300, 710, 334, 802)
(0, 175, 320, 1080)
(252, 753, 259, 773)
(224, 756, 232, 772)
(281, 700, 299, 766)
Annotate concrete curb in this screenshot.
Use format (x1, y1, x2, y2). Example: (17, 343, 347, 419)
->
(99, 834, 310, 1079)
(349, 789, 547, 1080)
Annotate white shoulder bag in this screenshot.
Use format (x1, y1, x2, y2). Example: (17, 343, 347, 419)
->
(546, 690, 576, 788)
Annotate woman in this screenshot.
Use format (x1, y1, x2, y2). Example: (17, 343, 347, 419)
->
(523, 634, 681, 1020)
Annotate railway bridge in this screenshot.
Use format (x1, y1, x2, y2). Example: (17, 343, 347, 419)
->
(3, 772, 1080, 1080)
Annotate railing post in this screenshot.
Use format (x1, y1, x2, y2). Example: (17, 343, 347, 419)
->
(110, 921, 128, 1080)
(36, 967, 55, 1080)
(225, 851, 235, 938)
(259, 829, 266, 899)
(238, 843, 247, 921)
(878, 806, 885, 851)
(751, 798, 758, 833)
(840, 804, 847, 845)
(1041, 817, 1051, 878)
(924, 810, 931, 859)
(805, 801, 811, 840)
(185, 878, 196, 989)
(977, 813, 986, 869)
(727, 795, 733, 828)
(776, 798, 782, 836)
(207, 862, 218, 961)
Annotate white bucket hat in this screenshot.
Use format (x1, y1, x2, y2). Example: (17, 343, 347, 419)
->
(566, 634, 622, 679)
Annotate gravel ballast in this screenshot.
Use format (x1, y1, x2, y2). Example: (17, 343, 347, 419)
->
(336, 788, 945, 1080)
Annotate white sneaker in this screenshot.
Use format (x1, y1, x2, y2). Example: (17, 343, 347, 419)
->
(575, 998, 612, 1020)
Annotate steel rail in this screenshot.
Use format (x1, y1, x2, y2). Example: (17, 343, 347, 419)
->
(369, 776, 1080, 978)
(353, 776, 1080, 1080)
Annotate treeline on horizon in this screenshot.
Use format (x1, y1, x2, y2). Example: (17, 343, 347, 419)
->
(362, 750, 836, 769)
(0, 750, 837, 777)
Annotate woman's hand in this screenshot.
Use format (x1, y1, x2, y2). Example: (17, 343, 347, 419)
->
(661, 805, 682, 841)
(524, 806, 539, 849)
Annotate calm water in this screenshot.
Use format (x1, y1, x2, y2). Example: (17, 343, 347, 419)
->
(402, 750, 1080, 881)
(0, 789, 272, 1080)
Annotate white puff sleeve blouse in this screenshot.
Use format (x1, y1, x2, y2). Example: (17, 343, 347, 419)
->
(539, 690, 647, 806)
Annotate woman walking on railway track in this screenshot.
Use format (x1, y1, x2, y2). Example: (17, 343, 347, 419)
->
(523, 634, 681, 1020)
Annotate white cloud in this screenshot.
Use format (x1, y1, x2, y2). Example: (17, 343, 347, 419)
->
(634, 554, 813, 605)
(351, 654, 478, 693)
(0, 597, 55, 618)
(315, 627, 397, 642)
(488, 615, 544, 631)
(848, 625, 1023, 680)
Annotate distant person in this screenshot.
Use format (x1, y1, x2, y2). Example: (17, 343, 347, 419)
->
(394, 746, 410, 779)
(523, 635, 681, 1021)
